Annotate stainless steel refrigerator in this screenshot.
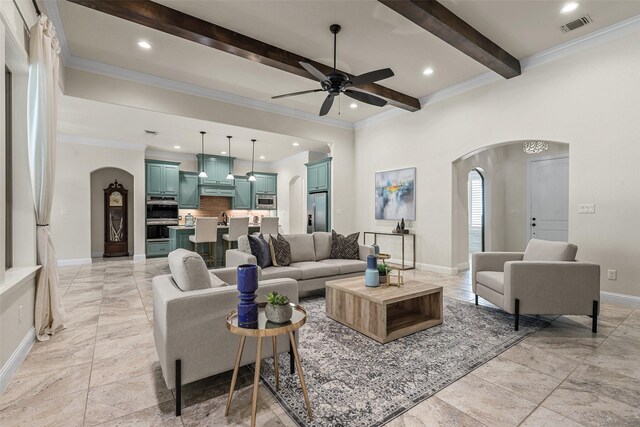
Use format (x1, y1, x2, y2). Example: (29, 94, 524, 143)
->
(307, 192, 328, 233)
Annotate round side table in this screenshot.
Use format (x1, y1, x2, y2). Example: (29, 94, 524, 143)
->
(225, 302, 312, 427)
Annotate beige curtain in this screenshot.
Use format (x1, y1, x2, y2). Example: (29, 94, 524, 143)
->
(27, 15, 65, 341)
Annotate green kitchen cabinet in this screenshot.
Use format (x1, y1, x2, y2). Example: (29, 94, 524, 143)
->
(179, 172, 200, 209)
(254, 173, 277, 195)
(306, 158, 331, 192)
(146, 160, 180, 196)
(197, 154, 235, 186)
(233, 178, 252, 209)
(146, 240, 171, 257)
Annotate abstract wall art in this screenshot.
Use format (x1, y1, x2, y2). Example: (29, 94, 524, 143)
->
(375, 167, 416, 220)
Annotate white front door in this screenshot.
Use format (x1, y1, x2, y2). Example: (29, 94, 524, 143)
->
(528, 156, 569, 242)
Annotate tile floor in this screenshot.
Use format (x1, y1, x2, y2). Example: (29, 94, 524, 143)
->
(1, 257, 639, 426)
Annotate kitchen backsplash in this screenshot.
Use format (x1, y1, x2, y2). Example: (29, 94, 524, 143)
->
(178, 196, 273, 224)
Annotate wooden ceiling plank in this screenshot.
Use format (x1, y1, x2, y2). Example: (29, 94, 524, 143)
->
(66, 0, 421, 112)
(378, 0, 521, 79)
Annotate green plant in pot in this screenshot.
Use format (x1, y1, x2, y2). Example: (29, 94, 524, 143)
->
(378, 263, 391, 284)
(265, 292, 293, 324)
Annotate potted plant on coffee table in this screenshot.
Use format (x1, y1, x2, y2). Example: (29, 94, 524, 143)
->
(378, 263, 391, 285)
(265, 292, 293, 323)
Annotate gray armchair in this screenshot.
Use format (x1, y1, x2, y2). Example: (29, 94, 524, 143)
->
(472, 239, 600, 332)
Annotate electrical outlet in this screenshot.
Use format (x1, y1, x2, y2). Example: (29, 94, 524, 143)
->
(578, 204, 595, 214)
(19, 305, 23, 324)
(607, 269, 617, 280)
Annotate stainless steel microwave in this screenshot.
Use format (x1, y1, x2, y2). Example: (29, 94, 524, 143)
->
(255, 194, 276, 210)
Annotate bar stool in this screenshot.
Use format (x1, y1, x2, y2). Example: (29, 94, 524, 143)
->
(189, 217, 218, 267)
(252, 216, 279, 237)
(222, 216, 249, 255)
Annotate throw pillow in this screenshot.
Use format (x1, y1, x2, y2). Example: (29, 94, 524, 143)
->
(248, 234, 273, 269)
(330, 230, 360, 259)
(270, 233, 292, 266)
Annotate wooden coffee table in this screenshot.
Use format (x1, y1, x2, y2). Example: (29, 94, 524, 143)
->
(326, 277, 443, 343)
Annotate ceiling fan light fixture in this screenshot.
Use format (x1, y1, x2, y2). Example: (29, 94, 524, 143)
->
(199, 131, 208, 178)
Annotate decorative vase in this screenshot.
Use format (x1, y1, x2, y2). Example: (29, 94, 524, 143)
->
(265, 303, 293, 323)
(372, 243, 380, 255)
(365, 255, 380, 287)
(401, 218, 405, 230)
(237, 264, 259, 328)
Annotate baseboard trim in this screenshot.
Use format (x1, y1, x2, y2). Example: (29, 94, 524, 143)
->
(601, 291, 640, 309)
(57, 258, 92, 267)
(0, 327, 36, 393)
(457, 262, 470, 271)
(387, 258, 458, 275)
(133, 254, 146, 262)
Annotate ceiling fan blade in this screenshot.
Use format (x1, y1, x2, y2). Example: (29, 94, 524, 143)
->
(319, 94, 334, 116)
(344, 90, 388, 107)
(350, 68, 394, 86)
(272, 89, 323, 100)
(300, 62, 328, 82)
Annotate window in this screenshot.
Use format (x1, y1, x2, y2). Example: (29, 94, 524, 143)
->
(5, 66, 12, 269)
(467, 168, 484, 254)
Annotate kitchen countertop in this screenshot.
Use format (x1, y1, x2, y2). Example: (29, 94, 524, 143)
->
(168, 224, 261, 230)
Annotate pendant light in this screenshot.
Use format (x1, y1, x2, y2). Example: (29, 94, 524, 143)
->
(198, 131, 208, 178)
(225, 135, 235, 180)
(248, 139, 257, 182)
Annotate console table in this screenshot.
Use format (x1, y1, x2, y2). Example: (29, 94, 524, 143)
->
(363, 231, 416, 270)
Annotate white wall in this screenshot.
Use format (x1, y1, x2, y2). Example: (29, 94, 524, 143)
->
(271, 151, 309, 234)
(52, 142, 146, 262)
(355, 29, 640, 297)
(90, 168, 135, 257)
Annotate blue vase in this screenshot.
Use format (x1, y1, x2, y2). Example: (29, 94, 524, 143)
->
(365, 255, 380, 287)
(237, 264, 258, 328)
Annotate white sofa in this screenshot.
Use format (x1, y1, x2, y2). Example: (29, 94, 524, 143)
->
(153, 251, 299, 416)
(225, 232, 375, 294)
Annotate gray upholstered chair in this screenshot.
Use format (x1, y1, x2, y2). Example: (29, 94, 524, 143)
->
(153, 249, 299, 416)
(472, 239, 600, 332)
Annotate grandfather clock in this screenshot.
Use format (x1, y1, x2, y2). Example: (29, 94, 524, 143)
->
(104, 180, 129, 257)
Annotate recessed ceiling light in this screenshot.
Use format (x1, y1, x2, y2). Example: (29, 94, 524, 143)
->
(174, 145, 181, 149)
(292, 142, 300, 146)
(349, 103, 358, 109)
(221, 151, 227, 155)
(561, 2, 579, 13)
(259, 155, 266, 160)
(423, 67, 434, 76)
(137, 40, 152, 49)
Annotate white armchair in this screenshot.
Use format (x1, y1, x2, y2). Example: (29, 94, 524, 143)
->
(472, 239, 600, 332)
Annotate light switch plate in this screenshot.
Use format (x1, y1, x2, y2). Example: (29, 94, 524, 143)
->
(607, 269, 617, 280)
(578, 204, 595, 214)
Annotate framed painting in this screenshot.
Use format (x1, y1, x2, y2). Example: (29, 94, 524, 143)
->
(375, 167, 416, 220)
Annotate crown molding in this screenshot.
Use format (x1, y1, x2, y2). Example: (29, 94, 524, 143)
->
(58, 133, 147, 152)
(66, 56, 356, 131)
(354, 13, 640, 129)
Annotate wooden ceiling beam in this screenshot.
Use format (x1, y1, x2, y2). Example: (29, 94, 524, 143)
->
(379, 0, 521, 79)
(66, 0, 421, 112)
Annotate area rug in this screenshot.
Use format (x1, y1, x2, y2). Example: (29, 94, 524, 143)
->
(254, 296, 549, 427)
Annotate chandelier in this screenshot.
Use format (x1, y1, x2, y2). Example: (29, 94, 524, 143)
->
(522, 140, 549, 154)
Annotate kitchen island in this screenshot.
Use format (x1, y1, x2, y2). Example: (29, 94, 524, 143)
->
(168, 224, 261, 267)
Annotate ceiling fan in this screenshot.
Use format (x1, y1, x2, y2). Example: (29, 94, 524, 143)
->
(272, 24, 394, 116)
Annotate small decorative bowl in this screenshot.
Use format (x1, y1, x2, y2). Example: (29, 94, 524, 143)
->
(265, 303, 293, 324)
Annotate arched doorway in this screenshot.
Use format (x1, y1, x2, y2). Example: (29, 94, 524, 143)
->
(468, 168, 485, 256)
(90, 168, 134, 258)
(289, 176, 304, 234)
